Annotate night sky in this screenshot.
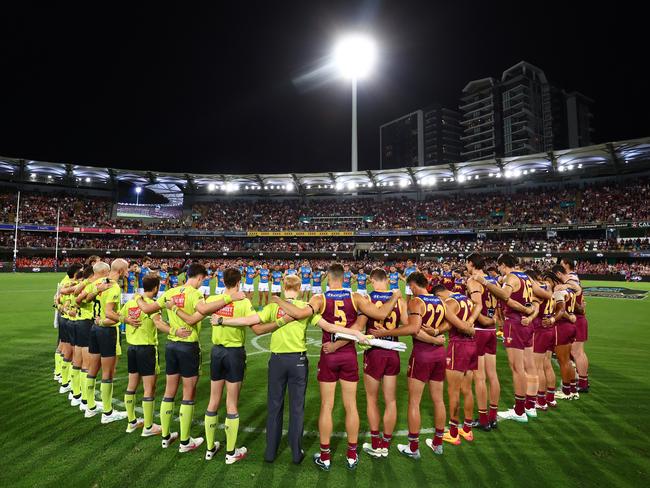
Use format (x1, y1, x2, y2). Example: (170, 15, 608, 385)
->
(0, 2, 647, 175)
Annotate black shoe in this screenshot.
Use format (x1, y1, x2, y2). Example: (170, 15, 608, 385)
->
(293, 450, 305, 465)
(470, 418, 480, 428)
(478, 422, 492, 432)
(489, 420, 498, 430)
(577, 386, 590, 393)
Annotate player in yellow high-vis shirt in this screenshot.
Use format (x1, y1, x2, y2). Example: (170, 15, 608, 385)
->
(55, 263, 83, 394)
(121, 274, 177, 436)
(84, 259, 132, 424)
(173, 267, 253, 464)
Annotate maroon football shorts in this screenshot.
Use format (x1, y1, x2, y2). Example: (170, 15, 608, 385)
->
(363, 348, 400, 381)
(475, 328, 497, 356)
(317, 349, 359, 382)
(574, 315, 588, 342)
(446, 340, 478, 372)
(533, 326, 556, 354)
(555, 321, 576, 346)
(503, 316, 534, 350)
(407, 345, 446, 382)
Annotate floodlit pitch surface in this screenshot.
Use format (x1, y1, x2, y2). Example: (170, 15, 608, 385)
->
(1, 274, 648, 488)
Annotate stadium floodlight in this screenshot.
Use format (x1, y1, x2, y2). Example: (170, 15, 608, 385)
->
(334, 33, 377, 172)
(568, 164, 574, 170)
(336, 182, 344, 190)
(578, 163, 583, 169)
(399, 179, 408, 188)
(208, 183, 216, 191)
(30, 173, 36, 178)
(531, 168, 536, 173)
(514, 169, 522, 178)
(85, 177, 91, 183)
(47, 175, 52, 179)
(346, 181, 356, 190)
(488, 172, 493, 177)
(135, 186, 142, 204)
(458, 175, 466, 183)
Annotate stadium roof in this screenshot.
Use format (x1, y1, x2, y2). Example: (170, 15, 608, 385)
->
(1, 137, 649, 196)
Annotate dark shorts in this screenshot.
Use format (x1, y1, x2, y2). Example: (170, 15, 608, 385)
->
(74, 319, 93, 348)
(165, 341, 201, 377)
(210, 345, 246, 382)
(503, 317, 534, 350)
(363, 348, 400, 381)
(89, 325, 119, 357)
(475, 328, 497, 356)
(58, 317, 70, 344)
(317, 350, 359, 382)
(574, 315, 588, 342)
(533, 327, 556, 354)
(407, 345, 446, 382)
(555, 322, 576, 346)
(128, 345, 159, 376)
(446, 340, 478, 372)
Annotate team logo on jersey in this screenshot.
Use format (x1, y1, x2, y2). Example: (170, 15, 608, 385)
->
(127, 307, 141, 319)
(216, 303, 235, 317)
(171, 294, 186, 308)
(276, 308, 286, 319)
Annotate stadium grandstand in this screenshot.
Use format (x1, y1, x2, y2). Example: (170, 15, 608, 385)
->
(2, 137, 650, 280)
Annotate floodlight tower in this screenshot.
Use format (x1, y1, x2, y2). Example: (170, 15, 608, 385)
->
(334, 34, 377, 173)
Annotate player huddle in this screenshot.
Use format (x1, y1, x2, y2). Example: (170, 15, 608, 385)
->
(51, 253, 590, 470)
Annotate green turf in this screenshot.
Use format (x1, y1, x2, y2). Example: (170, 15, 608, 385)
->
(0, 274, 649, 487)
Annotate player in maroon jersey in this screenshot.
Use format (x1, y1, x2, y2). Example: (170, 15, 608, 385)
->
(560, 258, 589, 393)
(271, 263, 399, 470)
(441, 263, 454, 291)
(370, 271, 448, 457)
(359, 268, 408, 459)
(549, 265, 579, 400)
(465, 253, 501, 431)
(527, 270, 559, 409)
(451, 269, 466, 294)
(475, 254, 536, 423)
(433, 283, 481, 445)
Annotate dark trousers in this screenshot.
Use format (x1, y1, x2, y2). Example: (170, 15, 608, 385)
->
(266, 352, 308, 462)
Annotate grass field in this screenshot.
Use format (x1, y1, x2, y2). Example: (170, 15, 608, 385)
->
(1, 274, 649, 487)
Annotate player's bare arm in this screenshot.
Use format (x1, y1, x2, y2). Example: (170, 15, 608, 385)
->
(153, 313, 191, 338)
(271, 294, 323, 320)
(465, 279, 483, 324)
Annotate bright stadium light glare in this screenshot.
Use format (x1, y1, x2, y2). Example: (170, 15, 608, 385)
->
(334, 34, 377, 80)
(514, 169, 522, 177)
(458, 175, 466, 183)
(578, 163, 583, 169)
(336, 182, 344, 190)
(30, 173, 36, 178)
(135, 187, 142, 194)
(346, 181, 355, 190)
(286, 183, 294, 192)
(85, 177, 91, 183)
(568, 164, 574, 170)
(531, 168, 536, 173)
(399, 179, 408, 188)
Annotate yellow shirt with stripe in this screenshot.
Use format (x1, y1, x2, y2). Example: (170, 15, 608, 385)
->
(257, 300, 322, 353)
(121, 296, 158, 346)
(57, 275, 71, 318)
(96, 280, 122, 326)
(79, 278, 99, 320)
(156, 285, 203, 343)
(210, 294, 256, 347)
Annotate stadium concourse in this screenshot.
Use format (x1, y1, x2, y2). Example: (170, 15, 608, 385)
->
(1, 139, 650, 487)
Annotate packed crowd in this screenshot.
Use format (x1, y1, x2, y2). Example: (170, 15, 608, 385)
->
(9, 255, 650, 276)
(2, 177, 649, 231)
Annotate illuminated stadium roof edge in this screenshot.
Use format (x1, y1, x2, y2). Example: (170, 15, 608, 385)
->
(1, 137, 649, 196)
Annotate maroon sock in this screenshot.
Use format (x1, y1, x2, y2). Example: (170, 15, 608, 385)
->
(382, 433, 392, 449)
(347, 442, 357, 460)
(489, 404, 498, 422)
(562, 383, 571, 395)
(478, 409, 488, 425)
(546, 387, 556, 402)
(449, 419, 459, 437)
(514, 395, 525, 416)
(320, 444, 331, 462)
(408, 432, 419, 452)
(463, 419, 472, 433)
(433, 428, 444, 446)
(570, 381, 577, 394)
(578, 376, 588, 389)
(525, 394, 535, 410)
(536, 391, 547, 407)
(371, 430, 381, 449)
